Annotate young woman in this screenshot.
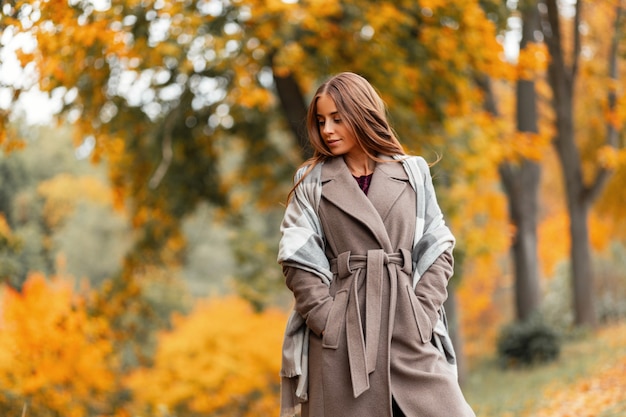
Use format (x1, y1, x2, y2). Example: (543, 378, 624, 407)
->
(278, 72, 475, 417)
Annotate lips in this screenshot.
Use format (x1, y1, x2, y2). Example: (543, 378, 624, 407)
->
(327, 139, 341, 146)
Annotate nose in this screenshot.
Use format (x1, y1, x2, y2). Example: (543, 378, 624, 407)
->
(322, 120, 334, 135)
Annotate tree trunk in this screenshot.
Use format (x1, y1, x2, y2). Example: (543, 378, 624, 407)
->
(542, 0, 597, 327)
(569, 201, 595, 325)
(483, 1, 542, 322)
(500, 159, 541, 321)
(508, 2, 542, 321)
(552, 84, 596, 326)
(553, 104, 597, 327)
(272, 70, 312, 160)
(552, 69, 597, 328)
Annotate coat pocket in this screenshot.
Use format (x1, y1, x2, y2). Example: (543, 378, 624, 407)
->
(406, 286, 433, 344)
(322, 289, 348, 349)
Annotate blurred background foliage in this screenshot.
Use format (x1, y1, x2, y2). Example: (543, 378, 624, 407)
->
(1, 0, 626, 416)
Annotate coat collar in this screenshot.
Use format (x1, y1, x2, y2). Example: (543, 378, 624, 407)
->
(320, 155, 410, 251)
(367, 155, 410, 222)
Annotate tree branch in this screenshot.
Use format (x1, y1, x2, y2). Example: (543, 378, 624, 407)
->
(571, 0, 583, 80)
(584, 2, 623, 203)
(149, 105, 180, 190)
(269, 50, 310, 161)
(542, 0, 568, 88)
(474, 74, 499, 117)
(273, 70, 310, 160)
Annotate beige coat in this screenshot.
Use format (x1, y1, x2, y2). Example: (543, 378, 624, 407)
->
(284, 156, 475, 417)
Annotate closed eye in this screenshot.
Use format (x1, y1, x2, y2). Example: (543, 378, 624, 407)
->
(317, 118, 342, 126)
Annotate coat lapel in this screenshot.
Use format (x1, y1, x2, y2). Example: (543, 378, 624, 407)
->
(321, 156, 409, 251)
(322, 157, 390, 249)
(367, 156, 410, 222)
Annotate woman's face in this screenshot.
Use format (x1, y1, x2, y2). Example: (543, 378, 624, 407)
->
(315, 94, 361, 158)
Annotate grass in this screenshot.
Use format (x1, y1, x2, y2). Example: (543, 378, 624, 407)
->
(463, 320, 626, 417)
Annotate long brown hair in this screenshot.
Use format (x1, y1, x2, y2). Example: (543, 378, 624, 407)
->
(288, 72, 405, 202)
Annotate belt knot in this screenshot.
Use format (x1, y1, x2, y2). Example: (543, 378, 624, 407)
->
(331, 248, 412, 279)
(328, 248, 413, 398)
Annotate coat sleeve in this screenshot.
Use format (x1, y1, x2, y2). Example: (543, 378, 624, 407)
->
(414, 249, 454, 330)
(284, 266, 333, 337)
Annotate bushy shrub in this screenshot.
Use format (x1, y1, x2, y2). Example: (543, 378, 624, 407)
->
(497, 316, 561, 367)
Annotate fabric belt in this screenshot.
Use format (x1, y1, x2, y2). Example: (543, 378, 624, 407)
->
(329, 248, 412, 398)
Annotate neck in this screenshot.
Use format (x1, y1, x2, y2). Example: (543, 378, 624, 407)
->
(344, 154, 375, 177)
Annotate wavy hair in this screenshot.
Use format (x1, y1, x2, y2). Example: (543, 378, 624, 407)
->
(288, 72, 405, 202)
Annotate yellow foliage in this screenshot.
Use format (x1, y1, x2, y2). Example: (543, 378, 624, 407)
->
(365, 2, 412, 31)
(502, 131, 553, 162)
(588, 212, 613, 253)
(596, 149, 626, 233)
(233, 85, 275, 109)
(442, 112, 512, 359)
(419, 0, 447, 10)
(610, 90, 626, 129)
(538, 211, 569, 278)
(0, 215, 13, 242)
(0, 273, 117, 416)
(457, 253, 510, 359)
(248, 0, 295, 15)
(127, 296, 287, 416)
(538, 209, 613, 278)
(516, 42, 549, 81)
(272, 42, 307, 77)
(452, 187, 510, 358)
(596, 145, 620, 169)
(37, 174, 114, 228)
(0, 118, 25, 153)
(307, 0, 343, 15)
(103, 136, 127, 165)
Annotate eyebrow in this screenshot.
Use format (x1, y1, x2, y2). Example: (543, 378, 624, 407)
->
(316, 111, 339, 117)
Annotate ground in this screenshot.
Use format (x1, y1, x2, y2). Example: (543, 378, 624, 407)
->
(465, 321, 626, 417)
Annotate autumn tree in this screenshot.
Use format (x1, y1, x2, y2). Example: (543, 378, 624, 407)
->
(479, 1, 547, 322)
(0, 273, 121, 416)
(126, 296, 286, 416)
(539, 0, 626, 327)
